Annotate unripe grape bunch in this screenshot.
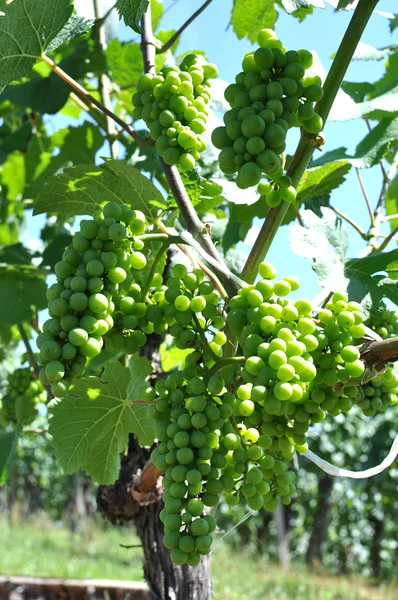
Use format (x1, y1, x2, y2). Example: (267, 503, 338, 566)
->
(38, 202, 150, 398)
(0, 367, 44, 425)
(142, 258, 398, 567)
(132, 54, 218, 171)
(211, 28, 324, 204)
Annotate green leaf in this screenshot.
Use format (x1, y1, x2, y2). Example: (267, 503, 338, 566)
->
(0, 270, 47, 324)
(0, 427, 19, 485)
(34, 160, 163, 219)
(117, 0, 148, 33)
(151, 0, 163, 31)
(0, 0, 73, 92)
(47, 15, 95, 52)
(15, 396, 38, 426)
(231, 0, 277, 43)
(289, 208, 348, 291)
(384, 173, 398, 232)
(160, 344, 192, 372)
(106, 39, 143, 89)
(296, 161, 351, 204)
(341, 81, 375, 103)
(390, 14, 398, 33)
(49, 359, 154, 484)
(0, 42, 91, 115)
(352, 42, 394, 61)
(312, 115, 398, 169)
(0, 243, 33, 265)
(0, 123, 32, 164)
(345, 249, 398, 276)
(346, 270, 383, 308)
(377, 278, 398, 306)
(41, 234, 72, 269)
(278, 0, 312, 13)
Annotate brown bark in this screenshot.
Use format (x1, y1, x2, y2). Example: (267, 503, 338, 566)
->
(306, 473, 334, 567)
(369, 515, 384, 581)
(97, 436, 211, 600)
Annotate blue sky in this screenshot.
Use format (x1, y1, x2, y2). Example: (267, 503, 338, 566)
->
(27, 0, 398, 301)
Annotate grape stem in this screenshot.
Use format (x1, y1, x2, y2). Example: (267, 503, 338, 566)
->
(192, 315, 220, 363)
(17, 324, 39, 378)
(142, 240, 169, 298)
(156, 0, 213, 55)
(240, 0, 379, 284)
(204, 356, 246, 383)
(41, 54, 152, 148)
(140, 7, 240, 297)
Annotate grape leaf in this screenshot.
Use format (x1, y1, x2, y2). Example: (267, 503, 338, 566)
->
(289, 208, 348, 291)
(352, 42, 394, 61)
(390, 14, 398, 33)
(47, 14, 95, 52)
(34, 160, 163, 219)
(345, 249, 398, 277)
(41, 234, 72, 269)
(0, 42, 91, 115)
(117, 0, 148, 33)
(0, 0, 73, 92)
(15, 396, 38, 426)
(341, 81, 375, 103)
(384, 173, 398, 233)
(377, 278, 398, 306)
(231, 0, 277, 43)
(49, 358, 155, 485)
(312, 115, 398, 169)
(0, 243, 33, 265)
(0, 270, 47, 324)
(0, 427, 19, 485)
(296, 161, 351, 204)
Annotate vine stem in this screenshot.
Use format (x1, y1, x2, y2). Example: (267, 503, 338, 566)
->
(93, 0, 118, 158)
(41, 54, 152, 148)
(241, 0, 379, 284)
(156, 0, 213, 54)
(330, 206, 366, 238)
(355, 168, 374, 226)
(142, 241, 169, 298)
(377, 224, 398, 252)
(17, 324, 39, 378)
(204, 356, 246, 383)
(140, 6, 239, 297)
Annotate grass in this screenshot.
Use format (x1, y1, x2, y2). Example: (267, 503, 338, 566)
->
(0, 518, 397, 600)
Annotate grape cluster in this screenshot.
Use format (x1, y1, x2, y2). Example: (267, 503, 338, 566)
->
(132, 54, 218, 171)
(0, 367, 44, 424)
(38, 202, 149, 397)
(146, 258, 390, 565)
(365, 303, 398, 339)
(353, 364, 398, 417)
(211, 28, 323, 197)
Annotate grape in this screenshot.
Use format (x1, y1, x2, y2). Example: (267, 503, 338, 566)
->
(213, 34, 323, 190)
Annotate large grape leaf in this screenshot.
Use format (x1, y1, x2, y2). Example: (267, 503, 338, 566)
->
(345, 249, 398, 277)
(289, 208, 348, 291)
(231, 0, 277, 43)
(296, 161, 351, 204)
(0, 427, 19, 485)
(49, 358, 155, 485)
(0, 0, 73, 92)
(34, 160, 163, 219)
(117, 0, 148, 33)
(0, 243, 34, 265)
(312, 114, 398, 169)
(0, 270, 47, 325)
(0, 42, 91, 115)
